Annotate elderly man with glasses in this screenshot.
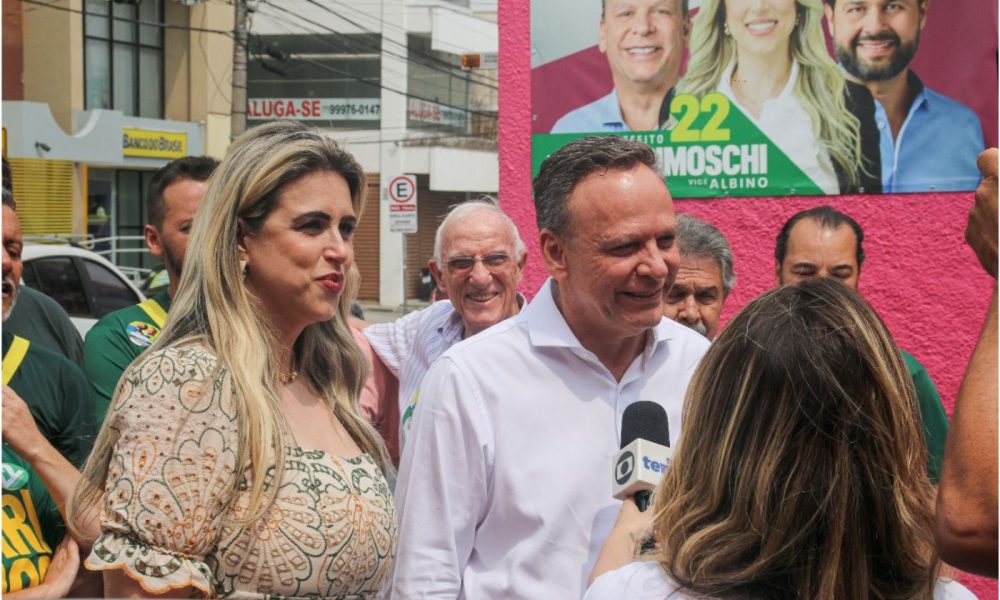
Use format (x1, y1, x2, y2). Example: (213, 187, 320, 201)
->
(361, 199, 528, 456)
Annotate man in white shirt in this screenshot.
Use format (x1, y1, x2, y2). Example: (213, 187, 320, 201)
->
(362, 200, 527, 456)
(387, 136, 710, 599)
(551, 0, 691, 133)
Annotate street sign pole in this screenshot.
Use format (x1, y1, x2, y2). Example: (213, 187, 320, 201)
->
(388, 174, 418, 313)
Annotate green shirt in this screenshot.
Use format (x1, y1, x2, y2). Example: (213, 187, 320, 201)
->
(2, 332, 95, 469)
(2, 446, 57, 593)
(83, 291, 171, 423)
(4, 286, 84, 367)
(900, 349, 949, 483)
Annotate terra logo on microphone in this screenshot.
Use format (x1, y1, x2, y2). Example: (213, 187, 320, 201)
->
(615, 451, 635, 485)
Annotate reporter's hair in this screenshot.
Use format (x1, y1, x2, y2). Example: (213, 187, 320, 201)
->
(70, 121, 386, 532)
(678, 0, 862, 190)
(146, 155, 219, 230)
(431, 197, 526, 263)
(651, 279, 938, 599)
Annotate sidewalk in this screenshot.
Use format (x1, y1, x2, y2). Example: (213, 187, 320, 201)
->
(356, 299, 433, 324)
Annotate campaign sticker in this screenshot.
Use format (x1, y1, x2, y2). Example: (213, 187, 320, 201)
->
(401, 390, 420, 432)
(126, 321, 160, 348)
(2, 463, 30, 490)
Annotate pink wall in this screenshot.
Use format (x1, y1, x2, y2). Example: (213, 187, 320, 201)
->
(500, 2, 997, 598)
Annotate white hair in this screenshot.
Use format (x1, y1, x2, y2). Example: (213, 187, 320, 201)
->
(432, 198, 527, 262)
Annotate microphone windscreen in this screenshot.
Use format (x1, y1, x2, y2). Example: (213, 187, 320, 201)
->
(621, 401, 670, 449)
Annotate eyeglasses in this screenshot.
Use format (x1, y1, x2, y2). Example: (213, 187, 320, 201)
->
(445, 252, 513, 274)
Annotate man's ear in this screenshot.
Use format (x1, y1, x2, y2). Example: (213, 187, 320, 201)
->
(917, 0, 929, 31)
(774, 260, 783, 286)
(236, 219, 250, 262)
(823, 2, 835, 36)
(144, 224, 164, 259)
(598, 19, 608, 54)
(540, 229, 570, 282)
(428, 259, 446, 290)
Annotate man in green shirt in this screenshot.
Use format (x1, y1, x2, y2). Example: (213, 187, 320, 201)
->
(83, 156, 217, 421)
(774, 206, 950, 482)
(3, 187, 95, 596)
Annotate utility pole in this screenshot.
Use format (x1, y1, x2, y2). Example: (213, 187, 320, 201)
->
(230, 0, 250, 138)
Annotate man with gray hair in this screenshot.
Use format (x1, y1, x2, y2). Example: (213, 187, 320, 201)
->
(362, 199, 527, 457)
(388, 136, 708, 598)
(662, 213, 735, 340)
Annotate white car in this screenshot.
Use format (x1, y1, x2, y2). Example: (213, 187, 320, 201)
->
(21, 243, 146, 337)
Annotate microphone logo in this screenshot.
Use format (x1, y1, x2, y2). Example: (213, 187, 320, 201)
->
(615, 451, 634, 485)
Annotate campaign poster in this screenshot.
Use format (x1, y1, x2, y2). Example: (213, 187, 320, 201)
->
(531, 0, 997, 198)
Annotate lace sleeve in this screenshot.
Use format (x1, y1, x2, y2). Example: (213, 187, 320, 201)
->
(85, 345, 239, 596)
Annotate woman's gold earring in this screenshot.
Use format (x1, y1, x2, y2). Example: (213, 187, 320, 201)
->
(240, 260, 248, 282)
(723, 22, 731, 36)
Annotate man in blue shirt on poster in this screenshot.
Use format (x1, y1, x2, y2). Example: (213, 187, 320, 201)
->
(824, 0, 984, 193)
(551, 0, 691, 133)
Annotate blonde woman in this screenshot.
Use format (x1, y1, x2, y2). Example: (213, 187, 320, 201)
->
(679, 0, 865, 194)
(68, 121, 396, 598)
(586, 279, 973, 599)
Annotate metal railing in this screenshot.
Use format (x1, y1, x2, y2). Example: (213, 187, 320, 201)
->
(24, 234, 157, 287)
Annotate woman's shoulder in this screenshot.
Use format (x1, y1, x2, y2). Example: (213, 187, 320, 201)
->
(112, 341, 235, 422)
(585, 561, 703, 600)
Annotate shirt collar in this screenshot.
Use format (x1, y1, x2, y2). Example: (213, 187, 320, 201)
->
(905, 70, 928, 112)
(597, 88, 677, 131)
(596, 89, 628, 130)
(524, 278, 673, 355)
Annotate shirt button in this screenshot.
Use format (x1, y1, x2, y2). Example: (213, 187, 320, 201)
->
(877, 121, 886, 129)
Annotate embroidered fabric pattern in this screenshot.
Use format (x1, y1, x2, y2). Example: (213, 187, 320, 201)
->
(85, 346, 397, 599)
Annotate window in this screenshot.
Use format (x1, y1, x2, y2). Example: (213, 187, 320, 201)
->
(247, 33, 381, 129)
(84, 0, 163, 118)
(82, 259, 141, 316)
(22, 257, 90, 317)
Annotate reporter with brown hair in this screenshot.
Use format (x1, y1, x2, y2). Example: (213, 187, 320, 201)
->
(587, 279, 973, 599)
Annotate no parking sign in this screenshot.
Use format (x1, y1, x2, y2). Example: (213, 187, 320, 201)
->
(388, 174, 418, 233)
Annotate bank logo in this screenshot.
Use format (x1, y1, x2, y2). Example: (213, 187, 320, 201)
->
(2, 463, 29, 490)
(615, 451, 635, 485)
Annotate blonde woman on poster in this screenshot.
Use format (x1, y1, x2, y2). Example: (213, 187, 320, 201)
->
(679, 0, 863, 194)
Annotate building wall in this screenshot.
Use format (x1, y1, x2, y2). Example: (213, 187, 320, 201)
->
(2, 0, 24, 100)
(22, 0, 83, 132)
(499, 3, 997, 599)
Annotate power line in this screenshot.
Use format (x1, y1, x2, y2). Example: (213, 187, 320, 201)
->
(18, 0, 234, 35)
(256, 1, 497, 90)
(240, 34, 497, 120)
(288, 0, 498, 88)
(240, 10, 496, 120)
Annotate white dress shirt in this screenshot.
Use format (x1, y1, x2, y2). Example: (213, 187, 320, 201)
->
(386, 279, 710, 599)
(717, 60, 839, 195)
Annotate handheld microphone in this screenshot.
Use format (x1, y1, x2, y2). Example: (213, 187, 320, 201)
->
(612, 401, 672, 512)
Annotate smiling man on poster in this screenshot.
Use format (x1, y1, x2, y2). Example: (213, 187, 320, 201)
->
(551, 0, 691, 133)
(825, 0, 984, 192)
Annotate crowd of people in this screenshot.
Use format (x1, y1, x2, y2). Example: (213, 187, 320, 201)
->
(1, 124, 996, 599)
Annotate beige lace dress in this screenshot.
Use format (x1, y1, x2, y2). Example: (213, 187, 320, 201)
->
(84, 345, 397, 599)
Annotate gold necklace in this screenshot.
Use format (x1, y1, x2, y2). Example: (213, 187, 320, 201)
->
(278, 370, 298, 385)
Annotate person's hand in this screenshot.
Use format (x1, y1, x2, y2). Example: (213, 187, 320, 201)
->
(967, 148, 998, 278)
(2, 386, 45, 460)
(610, 497, 657, 555)
(41, 536, 80, 598)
